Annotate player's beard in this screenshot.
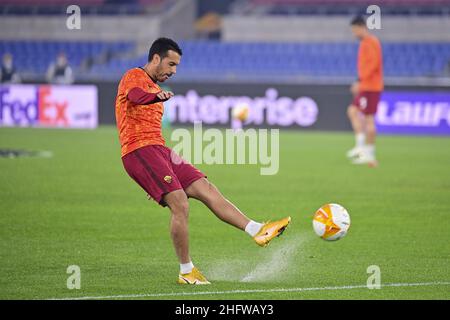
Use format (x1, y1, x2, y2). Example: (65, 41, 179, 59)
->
(156, 64, 170, 82)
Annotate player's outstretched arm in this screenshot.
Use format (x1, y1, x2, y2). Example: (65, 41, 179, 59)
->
(127, 87, 173, 105)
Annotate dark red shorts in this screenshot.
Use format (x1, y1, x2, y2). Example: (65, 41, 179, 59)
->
(352, 91, 382, 115)
(122, 145, 206, 207)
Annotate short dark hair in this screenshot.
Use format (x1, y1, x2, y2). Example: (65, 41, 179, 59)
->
(148, 37, 182, 62)
(350, 16, 366, 27)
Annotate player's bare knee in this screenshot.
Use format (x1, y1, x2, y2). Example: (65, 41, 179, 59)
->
(347, 105, 356, 118)
(365, 117, 376, 132)
(166, 191, 189, 218)
(173, 197, 189, 216)
(202, 180, 221, 205)
(347, 106, 353, 119)
(186, 178, 217, 203)
(205, 180, 218, 194)
(367, 125, 376, 135)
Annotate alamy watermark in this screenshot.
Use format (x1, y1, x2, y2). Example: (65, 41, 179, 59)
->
(366, 5, 381, 30)
(66, 5, 81, 30)
(367, 265, 381, 289)
(170, 122, 279, 176)
(66, 265, 81, 289)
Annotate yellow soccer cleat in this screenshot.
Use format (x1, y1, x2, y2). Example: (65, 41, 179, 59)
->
(253, 216, 291, 247)
(178, 267, 211, 285)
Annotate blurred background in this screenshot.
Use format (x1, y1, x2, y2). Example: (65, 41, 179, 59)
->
(0, 0, 449, 133)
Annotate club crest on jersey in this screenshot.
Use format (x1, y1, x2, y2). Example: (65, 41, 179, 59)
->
(164, 175, 172, 183)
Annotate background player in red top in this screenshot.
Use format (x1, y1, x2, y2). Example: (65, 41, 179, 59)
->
(347, 16, 384, 167)
(115, 38, 291, 285)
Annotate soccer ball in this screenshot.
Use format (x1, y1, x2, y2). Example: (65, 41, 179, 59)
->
(312, 203, 351, 241)
(232, 103, 249, 122)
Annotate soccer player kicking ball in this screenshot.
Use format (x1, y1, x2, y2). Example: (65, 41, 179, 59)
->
(346, 16, 384, 167)
(115, 38, 291, 285)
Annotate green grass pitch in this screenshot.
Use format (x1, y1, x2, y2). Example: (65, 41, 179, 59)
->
(0, 126, 449, 300)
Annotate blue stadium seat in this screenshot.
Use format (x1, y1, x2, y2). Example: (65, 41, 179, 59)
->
(0, 40, 135, 78)
(1, 40, 449, 80)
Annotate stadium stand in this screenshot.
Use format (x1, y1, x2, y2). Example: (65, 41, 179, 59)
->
(0, 0, 449, 82)
(0, 0, 169, 15)
(232, 0, 450, 15)
(0, 41, 134, 80)
(84, 41, 450, 80)
(1, 40, 448, 81)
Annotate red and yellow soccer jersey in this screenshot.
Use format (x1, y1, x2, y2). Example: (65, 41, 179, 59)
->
(358, 35, 384, 92)
(115, 68, 165, 157)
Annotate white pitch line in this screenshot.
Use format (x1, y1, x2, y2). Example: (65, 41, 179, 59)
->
(49, 281, 450, 300)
